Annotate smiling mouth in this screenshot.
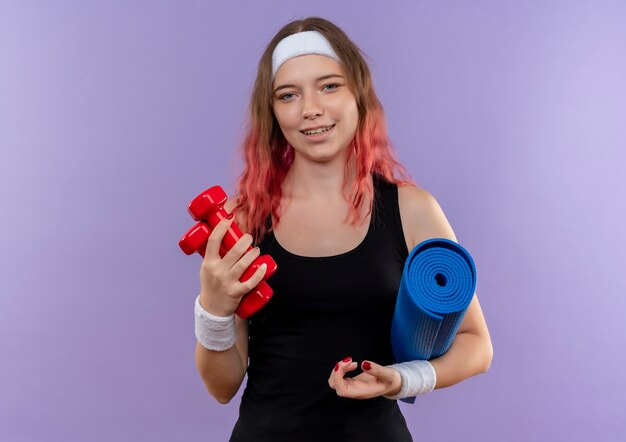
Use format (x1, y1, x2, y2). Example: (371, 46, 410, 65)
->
(301, 125, 335, 136)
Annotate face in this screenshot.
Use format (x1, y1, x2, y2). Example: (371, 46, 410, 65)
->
(272, 54, 359, 164)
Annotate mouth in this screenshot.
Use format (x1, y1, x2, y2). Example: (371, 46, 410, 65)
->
(300, 124, 336, 136)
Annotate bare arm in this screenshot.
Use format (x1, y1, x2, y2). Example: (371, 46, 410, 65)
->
(429, 296, 492, 388)
(398, 185, 493, 389)
(195, 316, 249, 403)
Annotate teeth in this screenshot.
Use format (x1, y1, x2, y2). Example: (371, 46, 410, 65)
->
(303, 125, 333, 135)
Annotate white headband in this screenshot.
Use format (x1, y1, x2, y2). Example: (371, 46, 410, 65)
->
(271, 31, 340, 77)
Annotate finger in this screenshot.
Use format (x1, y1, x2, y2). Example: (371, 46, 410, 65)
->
(238, 263, 267, 293)
(221, 233, 254, 269)
(330, 356, 353, 383)
(230, 246, 261, 280)
(331, 357, 358, 396)
(343, 361, 359, 374)
(204, 214, 235, 260)
(329, 363, 346, 392)
(360, 360, 396, 383)
(362, 360, 402, 396)
(334, 356, 355, 374)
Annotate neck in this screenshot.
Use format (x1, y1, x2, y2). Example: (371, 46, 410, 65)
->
(284, 154, 357, 200)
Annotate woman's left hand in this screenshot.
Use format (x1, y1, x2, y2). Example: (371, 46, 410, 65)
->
(327, 356, 402, 399)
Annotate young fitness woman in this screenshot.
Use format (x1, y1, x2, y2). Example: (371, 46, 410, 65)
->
(193, 17, 493, 442)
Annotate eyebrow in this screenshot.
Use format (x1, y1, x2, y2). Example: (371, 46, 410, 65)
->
(273, 74, 345, 94)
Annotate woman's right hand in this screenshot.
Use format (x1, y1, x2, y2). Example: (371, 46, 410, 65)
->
(198, 215, 267, 317)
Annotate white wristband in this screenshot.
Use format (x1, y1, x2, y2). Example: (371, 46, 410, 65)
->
(384, 360, 437, 400)
(194, 295, 236, 351)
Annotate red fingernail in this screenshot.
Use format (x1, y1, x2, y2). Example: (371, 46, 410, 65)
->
(342, 356, 352, 363)
(362, 361, 372, 371)
(334, 363, 339, 372)
(226, 213, 234, 220)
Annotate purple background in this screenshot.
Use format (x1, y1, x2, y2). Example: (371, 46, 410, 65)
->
(2, 1, 625, 441)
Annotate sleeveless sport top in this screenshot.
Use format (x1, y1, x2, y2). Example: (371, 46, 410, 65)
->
(230, 175, 413, 442)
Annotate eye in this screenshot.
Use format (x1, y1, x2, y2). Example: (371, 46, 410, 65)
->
(278, 92, 296, 101)
(323, 83, 339, 91)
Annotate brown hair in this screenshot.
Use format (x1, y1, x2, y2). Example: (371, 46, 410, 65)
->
(235, 17, 411, 241)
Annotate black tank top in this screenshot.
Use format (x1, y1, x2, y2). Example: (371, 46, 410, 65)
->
(230, 175, 413, 442)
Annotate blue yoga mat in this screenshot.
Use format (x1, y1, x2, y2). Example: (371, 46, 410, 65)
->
(391, 238, 477, 364)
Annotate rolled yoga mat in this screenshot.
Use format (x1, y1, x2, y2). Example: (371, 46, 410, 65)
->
(391, 238, 477, 365)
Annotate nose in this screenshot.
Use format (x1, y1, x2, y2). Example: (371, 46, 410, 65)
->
(302, 92, 323, 119)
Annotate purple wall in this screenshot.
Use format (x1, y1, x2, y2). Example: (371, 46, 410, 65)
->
(2, 1, 625, 441)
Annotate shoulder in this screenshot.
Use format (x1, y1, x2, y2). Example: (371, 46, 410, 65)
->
(397, 184, 457, 250)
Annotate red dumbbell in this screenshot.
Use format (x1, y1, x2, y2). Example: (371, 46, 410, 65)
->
(179, 186, 277, 318)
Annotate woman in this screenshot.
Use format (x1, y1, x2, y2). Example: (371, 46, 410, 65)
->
(193, 17, 493, 441)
